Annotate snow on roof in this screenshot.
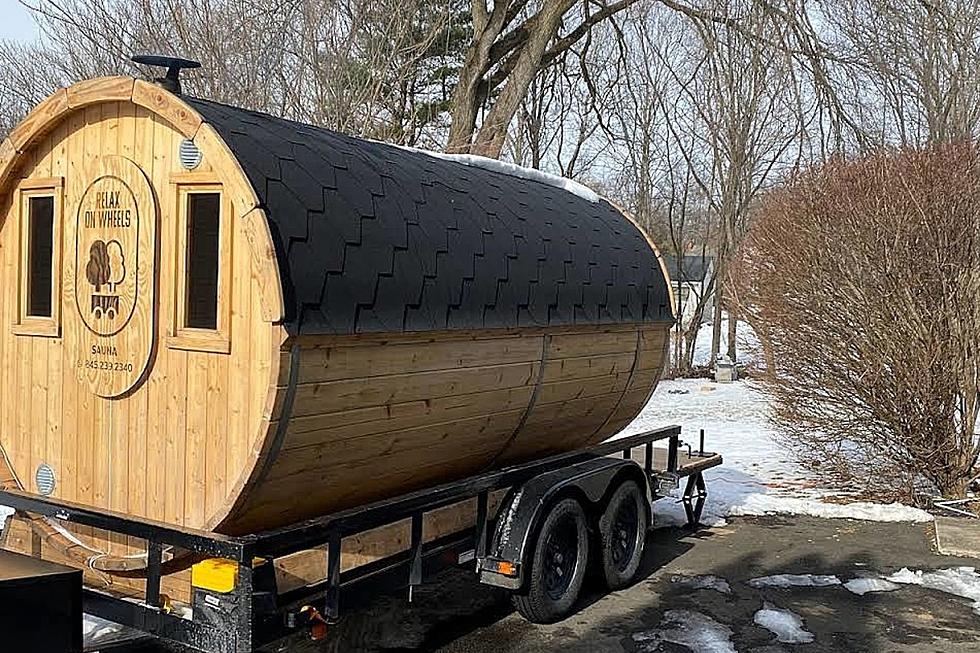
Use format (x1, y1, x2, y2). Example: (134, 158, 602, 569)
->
(398, 146, 602, 204)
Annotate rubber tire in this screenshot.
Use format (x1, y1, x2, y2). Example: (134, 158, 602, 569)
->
(598, 480, 648, 590)
(513, 497, 590, 624)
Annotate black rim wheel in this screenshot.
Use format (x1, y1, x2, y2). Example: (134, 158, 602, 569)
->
(610, 496, 639, 571)
(598, 480, 648, 591)
(542, 513, 579, 600)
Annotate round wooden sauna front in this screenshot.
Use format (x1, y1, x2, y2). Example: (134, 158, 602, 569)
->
(0, 77, 673, 584)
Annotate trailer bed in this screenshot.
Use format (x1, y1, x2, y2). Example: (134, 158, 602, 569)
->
(0, 424, 722, 653)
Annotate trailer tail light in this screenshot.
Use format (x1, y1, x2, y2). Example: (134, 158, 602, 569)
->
(484, 559, 517, 577)
(191, 558, 238, 593)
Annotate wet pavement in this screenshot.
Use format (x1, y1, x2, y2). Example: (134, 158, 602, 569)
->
(256, 515, 980, 652)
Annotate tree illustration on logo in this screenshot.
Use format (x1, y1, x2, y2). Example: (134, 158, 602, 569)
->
(86, 241, 110, 292)
(106, 240, 126, 292)
(86, 240, 125, 320)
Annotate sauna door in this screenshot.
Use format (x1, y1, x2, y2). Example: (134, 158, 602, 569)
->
(66, 155, 157, 398)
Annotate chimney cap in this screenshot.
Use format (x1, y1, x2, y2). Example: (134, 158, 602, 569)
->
(131, 54, 201, 95)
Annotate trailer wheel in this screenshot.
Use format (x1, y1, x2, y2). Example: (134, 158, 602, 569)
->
(598, 480, 648, 590)
(513, 497, 589, 624)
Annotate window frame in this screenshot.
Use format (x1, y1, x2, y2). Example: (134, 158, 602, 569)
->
(13, 177, 64, 338)
(168, 176, 232, 354)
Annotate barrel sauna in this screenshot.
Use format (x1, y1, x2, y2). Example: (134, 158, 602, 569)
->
(0, 75, 673, 600)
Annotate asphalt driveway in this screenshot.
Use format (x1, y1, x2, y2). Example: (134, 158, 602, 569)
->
(257, 515, 980, 652)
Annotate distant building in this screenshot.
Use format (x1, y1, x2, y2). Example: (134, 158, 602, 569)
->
(663, 254, 715, 327)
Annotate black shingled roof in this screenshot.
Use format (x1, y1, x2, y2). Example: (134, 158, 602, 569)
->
(186, 97, 673, 335)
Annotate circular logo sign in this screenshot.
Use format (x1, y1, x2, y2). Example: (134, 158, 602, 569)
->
(68, 156, 156, 399)
(75, 175, 140, 337)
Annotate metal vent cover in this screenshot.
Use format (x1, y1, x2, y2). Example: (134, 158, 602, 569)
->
(179, 138, 203, 170)
(35, 463, 56, 496)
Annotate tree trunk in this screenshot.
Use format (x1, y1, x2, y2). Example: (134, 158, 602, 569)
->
(710, 286, 723, 365)
(727, 308, 737, 362)
(470, 0, 576, 157)
(446, 2, 511, 153)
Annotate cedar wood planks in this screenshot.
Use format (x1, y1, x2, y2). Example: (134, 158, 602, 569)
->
(0, 79, 674, 602)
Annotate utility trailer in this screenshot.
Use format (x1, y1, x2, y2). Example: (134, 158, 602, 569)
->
(0, 424, 720, 653)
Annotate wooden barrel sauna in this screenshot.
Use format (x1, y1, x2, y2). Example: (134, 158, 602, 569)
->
(0, 75, 673, 596)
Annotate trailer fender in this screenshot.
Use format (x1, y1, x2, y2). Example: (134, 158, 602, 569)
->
(478, 456, 649, 590)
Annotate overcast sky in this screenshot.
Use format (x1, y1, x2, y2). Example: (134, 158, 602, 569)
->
(0, 1, 40, 43)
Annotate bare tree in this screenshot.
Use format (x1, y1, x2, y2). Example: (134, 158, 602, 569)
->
(13, 0, 462, 146)
(818, 0, 980, 147)
(446, 0, 639, 157)
(0, 39, 65, 138)
(655, 2, 810, 364)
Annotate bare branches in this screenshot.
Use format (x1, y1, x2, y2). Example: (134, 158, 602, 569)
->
(447, 0, 637, 157)
(733, 144, 980, 500)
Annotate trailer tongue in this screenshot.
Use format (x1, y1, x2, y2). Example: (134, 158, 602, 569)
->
(0, 424, 720, 653)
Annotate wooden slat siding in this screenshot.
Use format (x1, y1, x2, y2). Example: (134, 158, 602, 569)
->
(296, 334, 544, 384)
(0, 196, 9, 490)
(288, 360, 541, 417)
(0, 98, 279, 574)
(0, 81, 671, 600)
(547, 330, 639, 358)
(16, 316, 30, 483)
(495, 327, 662, 463)
(267, 408, 528, 484)
(120, 103, 146, 565)
(226, 230, 250, 510)
(538, 350, 636, 384)
(185, 352, 209, 527)
(599, 329, 669, 436)
(103, 102, 130, 557)
(63, 109, 85, 509)
(122, 101, 147, 520)
(282, 385, 535, 450)
(164, 346, 188, 527)
(49, 118, 68, 508)
(206, 351, 227, 518)
(236, 448, 500, 533)
(232, 323, 665, 531)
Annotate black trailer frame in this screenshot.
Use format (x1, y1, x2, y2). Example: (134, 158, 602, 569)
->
(0, 424, 721, 653)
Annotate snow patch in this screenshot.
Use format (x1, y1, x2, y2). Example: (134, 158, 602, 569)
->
(396, 147, 601, 203)
(619, 379, 934, 528)
(749, 573, 841, 589)
(886, 567, 980, 614)
(83, 614, 122, 642)
(0, 505, 11, 530)
(671, 574, 732, 594)
(727, 495, 933, 523)
(690, 318, 761, 368)
(753, 602, 815, 644)
(633, 610, 736, 653)
(844, 577, 900, 596)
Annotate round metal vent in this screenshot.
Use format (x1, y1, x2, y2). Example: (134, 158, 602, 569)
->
(179, 138, 203, 170)
(35, 463, 56, 496)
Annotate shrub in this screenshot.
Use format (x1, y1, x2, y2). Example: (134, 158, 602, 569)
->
(733, 143, 980, 501)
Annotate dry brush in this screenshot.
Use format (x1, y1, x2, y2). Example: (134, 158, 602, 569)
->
(734, 143, 980, 501)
